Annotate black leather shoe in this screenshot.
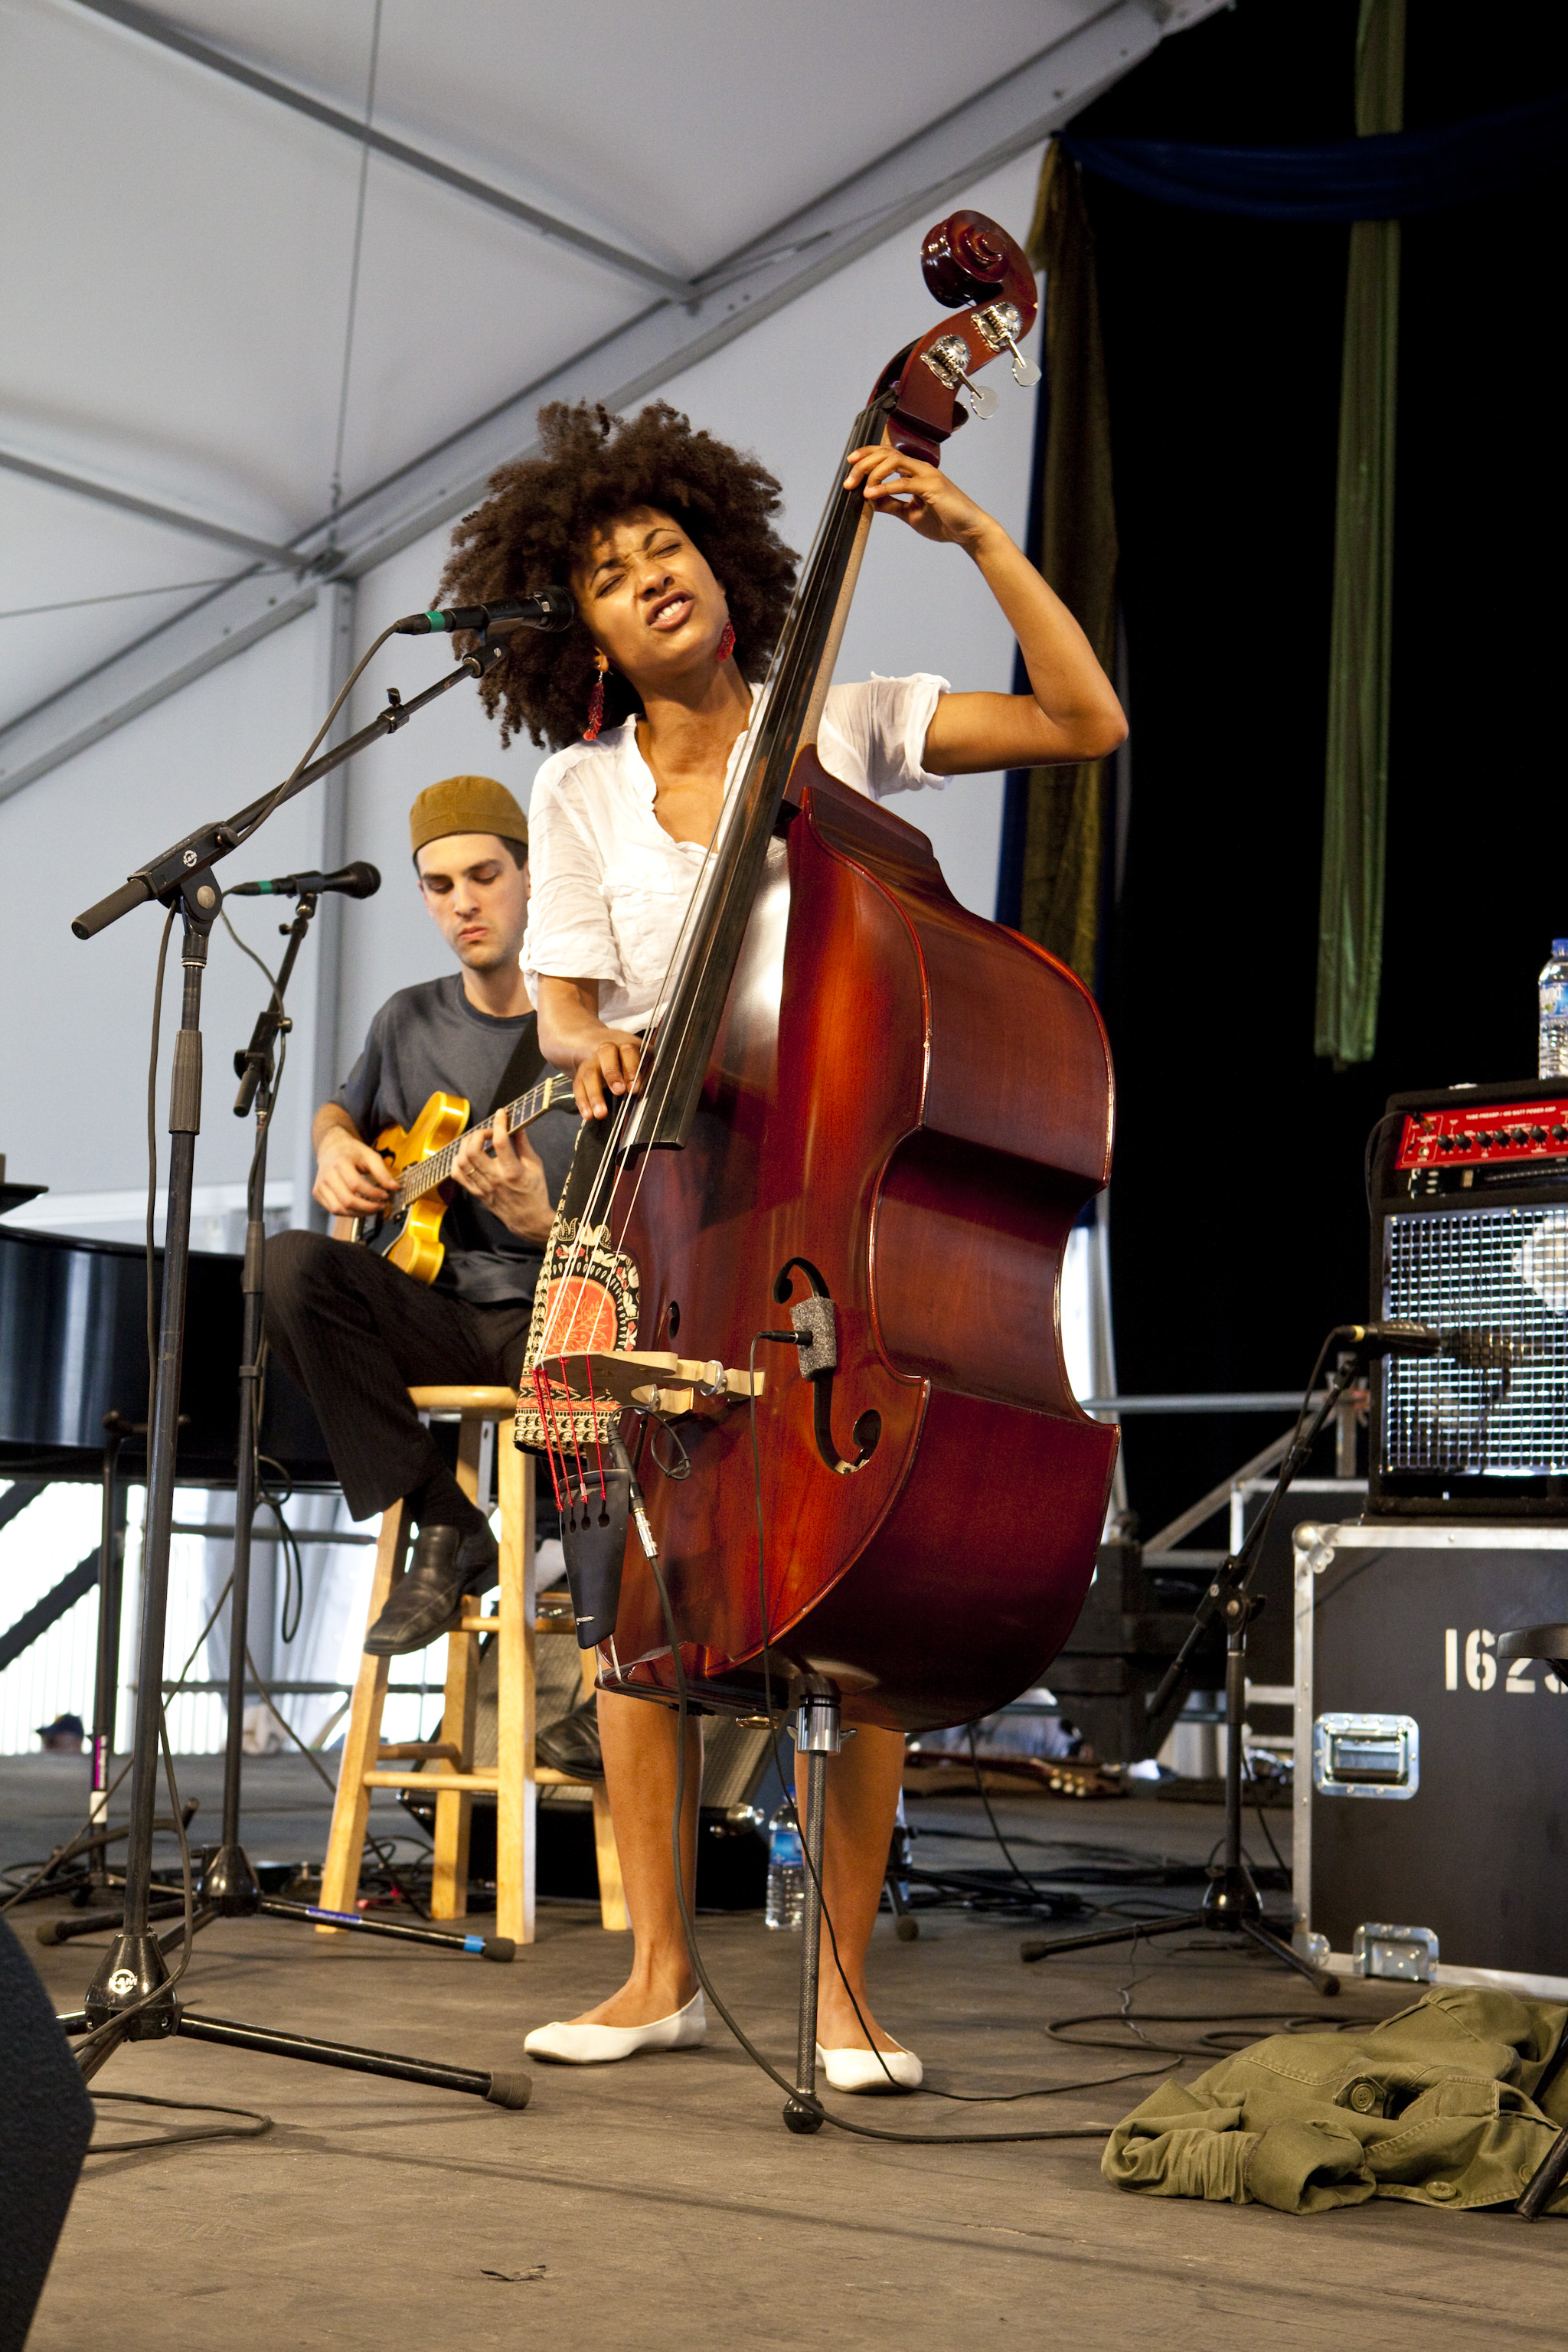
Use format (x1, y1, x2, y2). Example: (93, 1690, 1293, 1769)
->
(363, 1521, 498, 1656)
(535, 1697, 603, 1780)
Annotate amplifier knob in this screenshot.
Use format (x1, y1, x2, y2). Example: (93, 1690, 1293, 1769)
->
(1529, 1127, 1547, 1142)
(1553, 1126, 1568, 1144)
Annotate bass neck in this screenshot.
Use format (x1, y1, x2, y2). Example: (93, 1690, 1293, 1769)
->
(394, 1071, 570, 1210)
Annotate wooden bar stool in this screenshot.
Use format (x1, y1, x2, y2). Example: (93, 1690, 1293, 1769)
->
(317, 1384, 626, 1944)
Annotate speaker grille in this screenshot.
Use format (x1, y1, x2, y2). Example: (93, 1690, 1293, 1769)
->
(1382, 1205, 1568, 1476)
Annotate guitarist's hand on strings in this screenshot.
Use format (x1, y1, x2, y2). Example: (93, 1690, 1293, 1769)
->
(535, 977, 644, 1123)
(312, 1107, 398, 1218)
(452, 1114, 554, 1245)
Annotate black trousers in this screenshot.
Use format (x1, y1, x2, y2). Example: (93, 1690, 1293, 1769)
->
(263, 1229, 532, 1523)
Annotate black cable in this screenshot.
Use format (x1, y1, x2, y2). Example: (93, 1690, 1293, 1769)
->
(1243, 1751, 1291, 1878)
(965, 1723, 1053, 1893)
(217, 904, 280, 996)
(1047, 2006, 1388, 2062)
(87, 2088, 273, 2153)
(256, 1483, 305, 1647)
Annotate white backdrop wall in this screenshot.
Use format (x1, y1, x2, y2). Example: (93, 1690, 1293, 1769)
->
(0, 600, 341, 1216)
(0, 148, 1041, 1232)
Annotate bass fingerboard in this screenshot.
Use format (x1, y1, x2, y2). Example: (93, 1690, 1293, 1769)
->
(394, 1072, 573, 1211)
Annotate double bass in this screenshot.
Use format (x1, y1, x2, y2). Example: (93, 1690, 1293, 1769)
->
(537, 210, 1119, 1735)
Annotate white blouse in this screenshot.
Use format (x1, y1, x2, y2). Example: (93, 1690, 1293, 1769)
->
(521, 673, 950, 1031)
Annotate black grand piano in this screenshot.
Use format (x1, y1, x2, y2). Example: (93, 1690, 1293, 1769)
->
(0, 1215, 333, 1488)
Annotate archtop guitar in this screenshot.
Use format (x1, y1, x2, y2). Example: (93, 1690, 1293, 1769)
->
(333, 1071, 574, 1284)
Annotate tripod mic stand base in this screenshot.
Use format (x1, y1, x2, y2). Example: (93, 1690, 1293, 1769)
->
(1227, 1913, 1339, 1991)
(1020, 1907, 1340, 1994)
(783, 2096, 824, 2135)
(56, 2007, 533, 2107)
(200, 1842, 262, 1916)
(83, 1930, 178, 2037)
(1200, 1864, 1265, 1929)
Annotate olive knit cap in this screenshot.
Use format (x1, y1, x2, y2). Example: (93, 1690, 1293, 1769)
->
(409, 774, 528, 855)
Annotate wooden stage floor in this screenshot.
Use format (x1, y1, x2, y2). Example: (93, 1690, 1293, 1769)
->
(6, 1759, 1560, 2350)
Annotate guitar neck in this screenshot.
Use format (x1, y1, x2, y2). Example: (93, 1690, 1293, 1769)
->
(395, 1073, 567, 1210)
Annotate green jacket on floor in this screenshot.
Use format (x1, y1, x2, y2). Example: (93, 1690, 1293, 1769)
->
(1103, 1988, 1568, 2213)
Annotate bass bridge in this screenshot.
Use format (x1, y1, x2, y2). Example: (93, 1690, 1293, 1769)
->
(543, 1348, 764, 1424)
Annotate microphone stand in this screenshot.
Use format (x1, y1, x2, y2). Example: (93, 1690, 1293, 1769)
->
(198, 886, 321, 1916)
(199, 893, 506, 1953)
(1021, 1340, 1370, 1993)
(60, 639, 531, 2111)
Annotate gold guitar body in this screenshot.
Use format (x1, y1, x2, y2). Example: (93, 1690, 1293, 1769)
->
(371, 1089, 469, 1284)
(329, 1069, 570, 1279)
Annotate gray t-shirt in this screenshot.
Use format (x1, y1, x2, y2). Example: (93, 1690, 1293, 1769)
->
(334, 973, 580, 1308)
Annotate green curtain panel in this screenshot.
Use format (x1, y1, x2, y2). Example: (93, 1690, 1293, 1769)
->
(1315, 0, 1406, 1067)
(1019, 142, 1119, 989)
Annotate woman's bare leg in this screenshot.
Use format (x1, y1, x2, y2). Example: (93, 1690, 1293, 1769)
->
(557, 1688, 701, 2027)
(798, 1723, 907, 2052)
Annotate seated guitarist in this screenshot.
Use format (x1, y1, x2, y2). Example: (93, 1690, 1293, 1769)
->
(264, 775, 579, 1655)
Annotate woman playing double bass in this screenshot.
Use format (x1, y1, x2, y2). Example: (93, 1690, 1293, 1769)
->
(438, 397, 1124, 2090)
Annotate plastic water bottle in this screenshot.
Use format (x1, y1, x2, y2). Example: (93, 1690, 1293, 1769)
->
(1540, 940, 1568, 1078)
(764, 1802, 804, 1931)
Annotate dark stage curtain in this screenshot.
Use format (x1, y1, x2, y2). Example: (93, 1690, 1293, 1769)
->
(1066, 87, 1568, 223)
(1054, 0, 1568, 1540)
(998, 143, 1119, 990)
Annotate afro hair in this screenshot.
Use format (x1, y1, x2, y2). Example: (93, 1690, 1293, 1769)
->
(436, 400, 800, 751)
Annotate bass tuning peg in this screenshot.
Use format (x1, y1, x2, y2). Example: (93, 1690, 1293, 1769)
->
(921, 334, 1000, 422)
(971, 302, 1040, 389)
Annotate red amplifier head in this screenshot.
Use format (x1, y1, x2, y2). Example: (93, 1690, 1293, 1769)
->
(1396, 1096, 1568, 1172)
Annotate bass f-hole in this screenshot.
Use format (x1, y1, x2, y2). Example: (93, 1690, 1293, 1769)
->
(773, 1257, 881, 1477)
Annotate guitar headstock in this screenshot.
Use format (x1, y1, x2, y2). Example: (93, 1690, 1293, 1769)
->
(871, 209, 1040, 464)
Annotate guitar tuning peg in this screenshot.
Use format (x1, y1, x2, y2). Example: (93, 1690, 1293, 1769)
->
(1010, 351, 1042, 389)
(962, 381, 1001, 421)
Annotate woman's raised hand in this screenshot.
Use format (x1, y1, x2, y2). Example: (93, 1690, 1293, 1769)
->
(844, 445, 995, 551)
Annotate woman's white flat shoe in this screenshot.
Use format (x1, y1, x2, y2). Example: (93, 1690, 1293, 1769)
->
(524, 1991, 706, 2065)
(816, 2041, 923, 2093)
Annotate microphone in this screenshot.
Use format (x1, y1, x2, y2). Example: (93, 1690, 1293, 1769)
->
(392, 587, 575, 636)
(1439, 1326, 1537, 1370)
(1338, 1321, 1443, 1357)
(1341, 1321, 1538, 1367)
(229, 862, 381, 900)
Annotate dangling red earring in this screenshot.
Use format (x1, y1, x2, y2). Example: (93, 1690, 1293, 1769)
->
(583, 650, 609, 742)
(717, 619, 736, 664)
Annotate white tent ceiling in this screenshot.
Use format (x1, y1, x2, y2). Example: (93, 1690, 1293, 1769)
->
(0, 0, 1223, 784)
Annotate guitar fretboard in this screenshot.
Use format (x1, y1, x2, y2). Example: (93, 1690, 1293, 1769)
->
(394, 1073, 571, 1210)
